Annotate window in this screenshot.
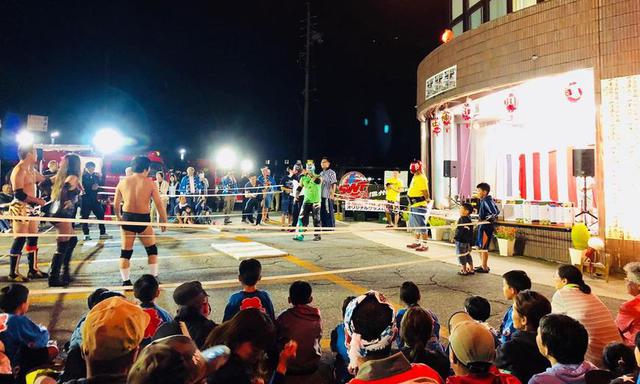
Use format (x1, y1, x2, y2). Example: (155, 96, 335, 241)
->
(452, 0, 463, 19)
(470, 8, 483, 30)
(490, 0, 508, 20)
(512, 0, 537, 11)
(469, 0, 482, 6)
(452, 21, 464, 37)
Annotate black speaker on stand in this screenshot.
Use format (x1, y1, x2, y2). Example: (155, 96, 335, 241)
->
(444, 160, 459, 208)
(572, 148, 597, 223)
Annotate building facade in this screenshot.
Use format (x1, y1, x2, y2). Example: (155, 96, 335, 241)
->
(417, 0, 640, 266)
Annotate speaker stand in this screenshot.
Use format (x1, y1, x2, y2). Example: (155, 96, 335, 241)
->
(447, 176, 460, 209)
(575, 176, 597, 225)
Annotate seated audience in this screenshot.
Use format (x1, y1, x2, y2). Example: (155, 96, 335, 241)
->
(276, 281, 322, 376)
(204, 308, 278, 384)
(223, 258, 276, 322)
(530, 314, 597, 384)
(400, 306, 451, 380)
(446, 312, 519, 384)
(133, 274, 173, 347)
(154, 281, 216, 349)
(551, 265, 621, 367)
(344, 291, 442, 384)
(0, 284, 58, 383)
(127, 335, 231, 384)
(501, 270, 532, 344)
(464, 295, 500, 344)
(331, 296, 356, 384)
(617, 262, 640, 346)
(602, 342, 637, 384)
(396, 281, 442, 352)
(175, 196, 194, 224)
(63, 296, 150, 384)
(495, 290, 552, 383)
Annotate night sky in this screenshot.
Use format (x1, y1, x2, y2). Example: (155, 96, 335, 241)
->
(0, 1, 447, 168)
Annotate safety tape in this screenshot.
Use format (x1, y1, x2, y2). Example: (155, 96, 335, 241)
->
(99, 185, 284, 191)
(98, 190, 284, 198)
(26, 256, 442, 295)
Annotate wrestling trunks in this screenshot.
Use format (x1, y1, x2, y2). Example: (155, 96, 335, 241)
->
(122, 212, 151, 234)
(8, 200, 41, 223)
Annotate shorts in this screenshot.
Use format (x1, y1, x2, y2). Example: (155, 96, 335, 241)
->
(9, 200, 40, 223)
(476, 224, 494, 250)
(264, 194, 274, 209)
(385, 201, 400, 214)
(122, 212, 151, 234)
(409, 206, 427, 234)
(281, 195, 292, 215)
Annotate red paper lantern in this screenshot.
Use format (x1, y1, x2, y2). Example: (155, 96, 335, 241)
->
(565, 82, 583, 103)
(462, 102, 472, 121)
(441, 29, 454, 44)
(441, 110, 452, 132)
(431, 119, 441, 135)
(504, 93, 518, 113)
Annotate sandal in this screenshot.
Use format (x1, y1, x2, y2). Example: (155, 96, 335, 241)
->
(457, 271, 468, 276)
(474, 267, 491, 273)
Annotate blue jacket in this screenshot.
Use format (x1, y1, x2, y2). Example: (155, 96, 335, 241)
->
(179, 175, 205, 195)
(0, 314, 49, 366)
(140, 302, 173, 347)
(500, 305, 517, 344)
(220, 176, 238, 195)
(478, 195, 500, 222)
(223, 290, 275, 322)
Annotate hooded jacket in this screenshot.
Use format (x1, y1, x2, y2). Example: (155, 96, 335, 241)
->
(276, 304, 322, 374)
(528, 361, 598, 384)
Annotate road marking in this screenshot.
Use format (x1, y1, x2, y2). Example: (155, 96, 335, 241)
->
(211, 242, 287, 260)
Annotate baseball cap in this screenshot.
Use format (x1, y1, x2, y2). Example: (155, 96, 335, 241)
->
(448, 311, 496, 366)
(127, 335, 230, 384)
(173, 281, 208, 306)
(82, 297, 150, 361)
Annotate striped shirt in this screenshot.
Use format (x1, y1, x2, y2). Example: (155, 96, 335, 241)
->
(551, 286, 621, 368)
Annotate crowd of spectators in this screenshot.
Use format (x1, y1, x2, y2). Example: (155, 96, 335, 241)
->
(1, 260, 640, 384)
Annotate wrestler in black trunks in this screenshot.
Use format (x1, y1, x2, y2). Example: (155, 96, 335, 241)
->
(121, 212, 152, 234)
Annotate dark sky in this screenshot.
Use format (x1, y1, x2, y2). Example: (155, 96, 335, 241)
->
(0, 0, 447, 168)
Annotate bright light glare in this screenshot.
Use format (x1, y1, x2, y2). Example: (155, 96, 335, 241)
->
(93, 128, 124, 154)
(240, 159, 254, 173)
(179, 148, 186, 154)
(215, 147, 238, 169)
(50, 131, 60, 138)
(16, 130, 34, 146)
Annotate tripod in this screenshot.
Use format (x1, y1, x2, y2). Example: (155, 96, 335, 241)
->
(575, 175, 597, 224)
(447, 176, 460, 209)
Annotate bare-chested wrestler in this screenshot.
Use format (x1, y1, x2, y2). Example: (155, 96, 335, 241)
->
(114, 156, 167, 286)
(7, 145, 48, 282)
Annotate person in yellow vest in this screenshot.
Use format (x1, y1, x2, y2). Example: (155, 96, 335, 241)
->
(385, 169, 403, 228)
(406, 161, 430, 252)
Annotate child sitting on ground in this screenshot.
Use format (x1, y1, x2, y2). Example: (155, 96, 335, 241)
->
(223, 258, 276, 322)
(500, 270, 531, 344)
(396, 281, 442, 352)
(331, 296, 356, 384)
(455, 203, 475, 276)
(175, 196, 194, 224)
(0, 284, 58, 382)
(134, 274, 173, 347)
(464, 295, 500, 345)
(276, 281, 322, 376)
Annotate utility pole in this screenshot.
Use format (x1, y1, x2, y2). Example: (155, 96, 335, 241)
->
(303, 1, 311, 161)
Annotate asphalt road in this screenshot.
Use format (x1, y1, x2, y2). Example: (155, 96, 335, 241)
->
(0, 220, 624, 382)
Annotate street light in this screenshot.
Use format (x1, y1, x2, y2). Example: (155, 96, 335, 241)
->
(93, 128, 125, 154)
(240, 159, 254, 174)
(215, 147, 238, 170)
(50, 131, 60, 144)
(179, 148, 186, 161)
(16, 130, 34, 147)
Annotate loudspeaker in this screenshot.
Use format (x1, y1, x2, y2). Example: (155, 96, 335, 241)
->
(444, 160, 458, 178)
(572, 148, 594, 177)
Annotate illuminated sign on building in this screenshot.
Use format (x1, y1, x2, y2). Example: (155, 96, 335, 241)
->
(425, 65, 457, 100)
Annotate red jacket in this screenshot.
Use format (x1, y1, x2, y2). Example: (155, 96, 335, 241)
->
(349, 352, 442, 384)
(616, 295, 640, 346)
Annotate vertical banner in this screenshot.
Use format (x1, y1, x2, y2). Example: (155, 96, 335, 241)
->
(548, 150, 558, 201)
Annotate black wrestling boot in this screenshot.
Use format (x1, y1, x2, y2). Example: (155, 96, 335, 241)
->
(61, 237, 78, 286)
(48, 253, 66, 287)
(27, 249, 48, 279)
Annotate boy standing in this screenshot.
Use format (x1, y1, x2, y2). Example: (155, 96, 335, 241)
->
(223, 258, 276, 322)
(133, 275, 173, 347)
(385, 169, 403, 228)
(276, 281, 322, 376)
(455, 203, 475, 275)
(474, 182, 500, 273)
(500, 270, 532, 344)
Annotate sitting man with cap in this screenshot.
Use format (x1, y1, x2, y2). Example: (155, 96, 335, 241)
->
(62, 296, 150, 384)
(154, 281, 216, 349)
(344, 291, 442, 384)
(447, 312, 520, 384)
(127, 335, 231, 384)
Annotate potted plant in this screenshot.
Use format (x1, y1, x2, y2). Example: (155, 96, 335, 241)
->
(428, 216, 449, 241)
(569, 223, 590, 265)
(495, 226, 517, 256)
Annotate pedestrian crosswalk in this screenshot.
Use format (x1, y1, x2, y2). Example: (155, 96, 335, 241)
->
(211, 241, 287, 260)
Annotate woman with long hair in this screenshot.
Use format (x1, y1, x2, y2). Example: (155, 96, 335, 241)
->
(552, 264, 621, 367)
(47, 154, 82, 287)
(400, 306, 450, 381)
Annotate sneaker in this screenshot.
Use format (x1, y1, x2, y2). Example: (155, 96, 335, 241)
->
(293, 235, 304, 241)
(8, 274, 29, 283)
(28, 270, 49, 279)
(122, 280, 133, 286)
(313, 235, 321, 241)
(99, 234, 113, 240)
(474, 267, 490, 273)
(224, 220, 231, 225)
(406, 243, 420, 249)
(83, 235, 92, 241)
(415, 245, 429, 252)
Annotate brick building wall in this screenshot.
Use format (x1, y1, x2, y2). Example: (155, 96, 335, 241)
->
(417, 0, 640, 267)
